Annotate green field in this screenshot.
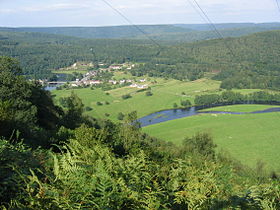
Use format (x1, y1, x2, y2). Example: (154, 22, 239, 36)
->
(202, 104, 280, 112)
(53, 78, 221, 120)
(143, 109, 280, 172)
(53, 77, 276, 121)
(52, 70, 88, 74)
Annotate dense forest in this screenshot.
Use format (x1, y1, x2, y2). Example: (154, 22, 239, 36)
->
(1, 56, 280, 209)
(1, 29, 280, 89)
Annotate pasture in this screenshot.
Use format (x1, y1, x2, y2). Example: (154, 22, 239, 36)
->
(53, 78, 221, 120)
(143, 108, 280, 172)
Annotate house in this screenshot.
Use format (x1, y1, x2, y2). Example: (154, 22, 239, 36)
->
(139, 79, 146, 83)
(89, 80, 102, 85)
(138, 84, 148, 89)
(129, 84, 149, 89)
(120, 80, 126, 84)
(109, 65, 122, 70)
(130, 84, 138, 88)
(109, 80, 118, 85)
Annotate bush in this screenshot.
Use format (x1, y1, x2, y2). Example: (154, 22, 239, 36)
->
(117, 112, 125, 120)
(105, 101, 110, 105)
(146, 91, 153, 96)
(96, 102, 103, 106)
(85, 106, 93, 111)
(105, 113, 110, 117)
(182, 133, 216, 159)
(122, 94, 132, 100)
(173, 103, 178, 108)
(180, 100, 191, 107)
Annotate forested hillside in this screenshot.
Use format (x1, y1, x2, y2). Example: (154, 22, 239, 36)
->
(0, 31, 161, 77)
(1, 22, 280, 41)
(1, 30, 280, 89)
(0, 25, 191, 39)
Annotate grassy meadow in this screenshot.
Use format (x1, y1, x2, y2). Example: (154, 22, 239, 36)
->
(202, 104, 280, 112)
(52, 69, 88, 74)
(143, 108, 280, 172)
(53, 78, 221, 121)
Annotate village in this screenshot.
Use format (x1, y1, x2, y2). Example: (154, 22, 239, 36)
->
(43, 62, 150, 90)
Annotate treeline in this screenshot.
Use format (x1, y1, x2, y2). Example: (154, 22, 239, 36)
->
(194, 90, 280, 108)
(1, 56, 280, 209)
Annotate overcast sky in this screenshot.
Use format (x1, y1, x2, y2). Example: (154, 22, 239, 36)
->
(0, 0, 280, 27)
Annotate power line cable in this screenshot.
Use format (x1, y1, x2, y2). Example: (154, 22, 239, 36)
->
(99, 0, 163, 50)
(190, 0, 237, 58)
(186, 0, 212, 32)
(275, 0, 280, 13)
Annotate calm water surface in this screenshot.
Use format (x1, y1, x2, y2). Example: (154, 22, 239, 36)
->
(138, 107, 280, 127)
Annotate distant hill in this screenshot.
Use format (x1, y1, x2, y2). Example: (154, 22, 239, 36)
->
(174, 22, 280, 31)
(1, 23, 280, 42)
(0, 25, 191, 39)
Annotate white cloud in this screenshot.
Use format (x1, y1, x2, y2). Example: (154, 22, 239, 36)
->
(22, 3, 88, 12)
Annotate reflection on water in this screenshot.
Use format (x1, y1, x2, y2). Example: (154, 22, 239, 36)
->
(138, 107, 280, 127)
(44, 85, 58, 91)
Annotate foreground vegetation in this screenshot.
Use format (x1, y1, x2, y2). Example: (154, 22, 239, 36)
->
(143, 107, 280, 172)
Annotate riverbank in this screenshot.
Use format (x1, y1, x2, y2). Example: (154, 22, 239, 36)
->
(138, 104, 280, 127)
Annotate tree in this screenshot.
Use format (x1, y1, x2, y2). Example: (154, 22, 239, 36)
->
(0, 56, 38, 140)
(117, 112, 125, 120)
(61, 92, 85, 129)
(182, 133, 216, 159)
(180, 100, 191, 108)
(146, 91, 153, 96)
(122, 94, 132, 100)
(173, 103, 178, 108)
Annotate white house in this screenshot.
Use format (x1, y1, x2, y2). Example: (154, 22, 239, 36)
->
(109, 65, 122, 70)
(139, 79, 146, 83)
(109, 80, 118, 85)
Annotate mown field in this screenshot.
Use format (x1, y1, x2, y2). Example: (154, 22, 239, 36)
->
(52, 76, 274, 121)
(143, 105, 280, 172)
(202, 104, 280, 112)
(53, 78, 221, 121)
(52, 69, 88, 74)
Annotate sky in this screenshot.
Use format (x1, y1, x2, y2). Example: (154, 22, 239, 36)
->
(0, 0, 280, 27)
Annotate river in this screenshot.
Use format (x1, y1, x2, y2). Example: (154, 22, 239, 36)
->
(138, 106, 280, 127)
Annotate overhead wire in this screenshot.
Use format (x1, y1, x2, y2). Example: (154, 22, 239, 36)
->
(187, 0, 280, 125)
(99, 0, 163, 51)
(190, 0, 237, 58)
(275, 0, 280, 13)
